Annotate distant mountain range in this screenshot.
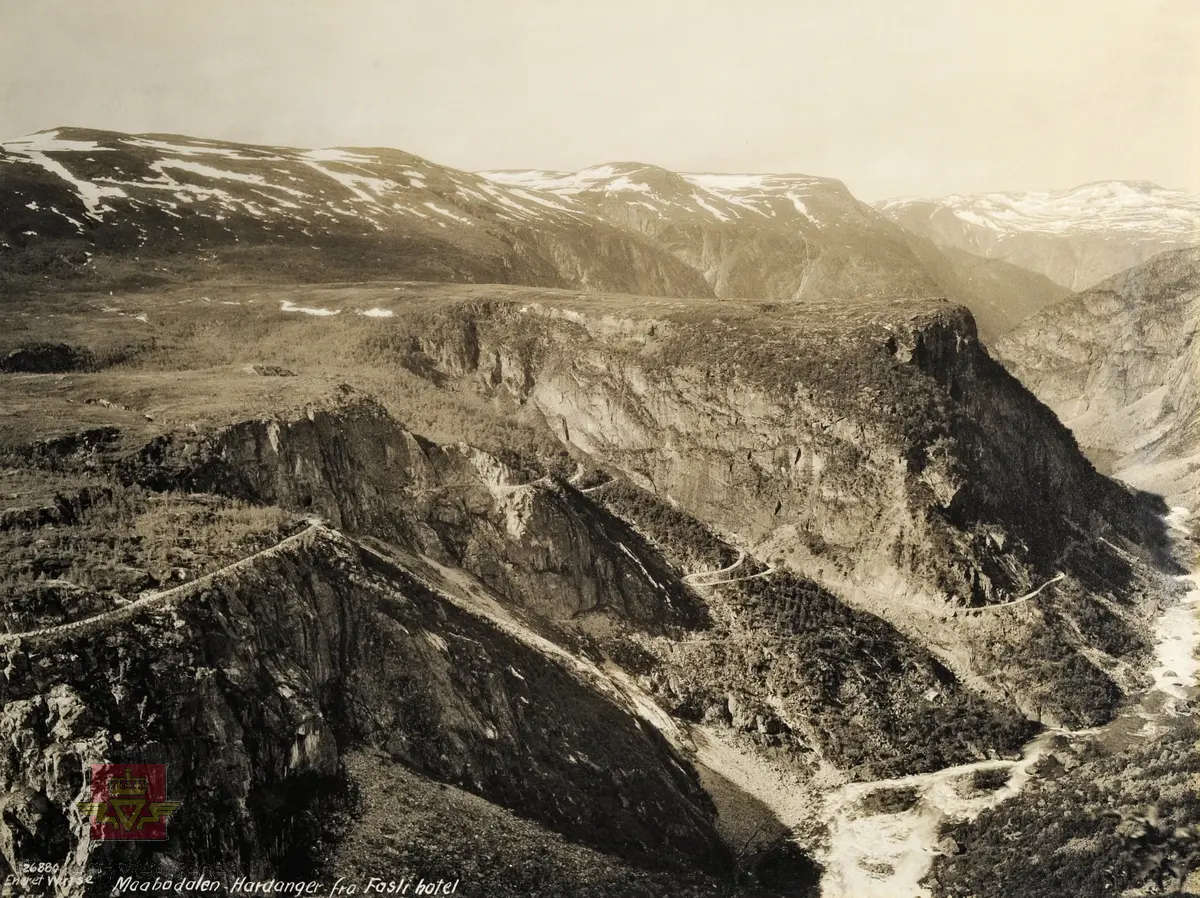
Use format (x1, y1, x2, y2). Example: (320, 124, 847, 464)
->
(875, 181, 1200, 291)
(5, 128, 1198, 342)
(3, 127, 1197, 895)
(995, 245, 1200, 509)
(482, 163, 1072, 338)
(0, 127, 713, 298)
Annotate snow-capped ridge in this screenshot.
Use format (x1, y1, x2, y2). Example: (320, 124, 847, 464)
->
(874, 180, 1200, 290)
(875, 181, 1200, 237)
(481, 163, 858, 228)
(0, 127, 603, 232)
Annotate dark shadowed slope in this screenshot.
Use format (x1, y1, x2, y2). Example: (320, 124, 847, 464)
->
(0, 128, 712, 297)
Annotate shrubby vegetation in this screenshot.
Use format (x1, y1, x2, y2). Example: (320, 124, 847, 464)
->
(596, 480, 738, 571)
(687, 570, 1037, 778)
(855, 786, 921, 816)
(970, 767, 1011, 793)
(648, 300, 944, 419)
(1069, 591, 1146, 656)
(0, 478, 295, 630)
(986, 608, 1125, 729)
(593, 479, 1034, 779)
(927, 721, 1200, 898)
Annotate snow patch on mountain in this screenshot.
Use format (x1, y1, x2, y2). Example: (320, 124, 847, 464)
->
(301, 157, 393, 204)
(506, 188, 580, 214)
(3, 130, 128, 218)
(692, 194, 731, 222)
(304, 148, 377, 165)
(280, 299, 339, 316)
(424, 202, 476, 225)
(481, 165, 846, 228)
(125, 137, 283, 161)
(0, 129, 608, 236)
(876, 181, 1200, 238)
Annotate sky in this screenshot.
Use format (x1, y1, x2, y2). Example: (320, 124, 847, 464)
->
(1, 0, 1197, 200)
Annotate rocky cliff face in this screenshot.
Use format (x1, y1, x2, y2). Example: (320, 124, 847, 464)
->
(120, 394, 698, 629)
(875, 181, 1200, 291)
(994, 247, 1200, 510)
(0, 525, 728, 894)
(387, 295, 1170, 725)
(413, 298, 1161, 600)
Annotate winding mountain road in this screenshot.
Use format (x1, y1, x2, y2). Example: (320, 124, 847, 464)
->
(844, 571, 1066, 618)
(489, 475, 552, 497)
(566, 465, 614, 494)
(986, 572, 1065, 610)
(683, 549, 746, 585)
(1, 519, 325, 644)
(683, 550, 779, 587)
(707, 563, 779, 586)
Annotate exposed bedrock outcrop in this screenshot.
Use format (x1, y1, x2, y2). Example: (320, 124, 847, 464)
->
(387, 299, 1172, 727)
(405, 300, 1167, 606)
(0, 530, 727, 893)
(994, 247, 1200, 510)
(120, 393, 699, 630)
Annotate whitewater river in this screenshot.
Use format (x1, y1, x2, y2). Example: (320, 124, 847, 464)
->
(817, 507, 1200, 898)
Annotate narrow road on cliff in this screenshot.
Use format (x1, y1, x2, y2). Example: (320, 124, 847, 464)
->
(985, 571, 1065, 610)
(491, 475, 552, 496)
(845, 570, 1065, 618)
(1, 519, 325, 643)
(684, 550, 781, 588)
(566, 465, 614, 494)
(683, 549, 746, 585)
(705, 563, 779, 586)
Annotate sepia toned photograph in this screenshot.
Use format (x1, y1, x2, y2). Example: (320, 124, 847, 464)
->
(1, 2, 1197, 896)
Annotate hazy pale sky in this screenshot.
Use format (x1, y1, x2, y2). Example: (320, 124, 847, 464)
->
(2, 0, 1197, 199)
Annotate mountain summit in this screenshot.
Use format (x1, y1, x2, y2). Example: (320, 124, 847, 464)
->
(0, 127, 712, 297)
(874, 181, 1200, 290)
(2, 128, 1066, 338)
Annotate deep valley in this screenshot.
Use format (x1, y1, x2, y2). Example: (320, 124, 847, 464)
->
(1, 126, 1198, 898)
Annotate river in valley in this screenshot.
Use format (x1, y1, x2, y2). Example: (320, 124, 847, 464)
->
(817, 507, 1200, 898)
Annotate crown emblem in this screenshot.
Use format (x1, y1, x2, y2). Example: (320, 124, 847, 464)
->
(77, 763, 181, 841)
(107, 768, 150, 797)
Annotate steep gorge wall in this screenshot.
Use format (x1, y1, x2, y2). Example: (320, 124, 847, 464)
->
(398, 300, 1170, 725)
(0, 529, 728, 893)
(994, 247, 1200, 509)
(425, 302, 1163, 608)
(120, 394, 698, 630)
